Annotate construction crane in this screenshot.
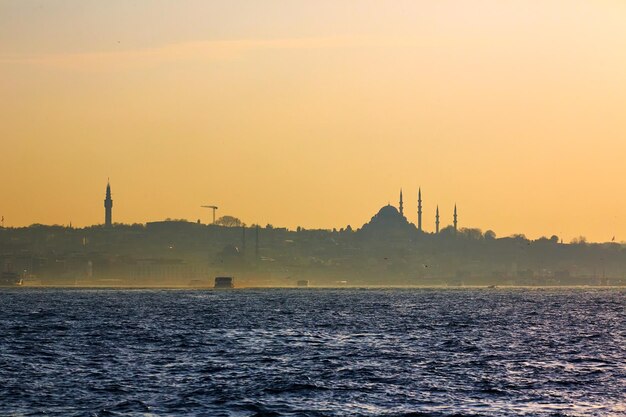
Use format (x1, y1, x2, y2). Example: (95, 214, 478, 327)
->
(201, 205, 218, 224)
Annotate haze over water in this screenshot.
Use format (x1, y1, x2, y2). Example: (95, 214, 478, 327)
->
(1, 288, 624, 416)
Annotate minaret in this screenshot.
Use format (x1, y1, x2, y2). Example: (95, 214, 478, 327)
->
(435, 205, 440, 234)
(399, 188, 404, 217)
(417, 187, 423, 232)
(453, 204, 458, 232)
(104, 180, 113, 227)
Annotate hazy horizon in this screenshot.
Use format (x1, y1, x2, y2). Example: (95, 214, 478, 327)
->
(2, 1, 626, 242)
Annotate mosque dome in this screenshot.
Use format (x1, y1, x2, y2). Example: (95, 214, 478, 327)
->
(359, 203, 415, 237)
(375, 204, 400, 219)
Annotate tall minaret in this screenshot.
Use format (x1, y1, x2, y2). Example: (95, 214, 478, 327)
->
(417, 187, 423, 232)
(104, 180, 113, 227)
(435, 205, 440, 234)
(453, 204, 458, 232)
(399, 188, 404, 217)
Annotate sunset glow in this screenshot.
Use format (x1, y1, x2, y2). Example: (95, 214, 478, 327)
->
(2, 1, 626, 241)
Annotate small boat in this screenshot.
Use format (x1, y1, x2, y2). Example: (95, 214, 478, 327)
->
(214, 276, 234, 289)
(296, 279, 309, 288)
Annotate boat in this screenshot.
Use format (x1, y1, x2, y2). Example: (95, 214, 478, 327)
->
(296, 279, 309, 288)
(214, 276, 234, 289)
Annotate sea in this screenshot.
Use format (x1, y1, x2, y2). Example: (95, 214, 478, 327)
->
(0, 288, 624, 417)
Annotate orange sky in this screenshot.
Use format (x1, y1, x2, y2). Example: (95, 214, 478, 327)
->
(1, 1, 626, 242)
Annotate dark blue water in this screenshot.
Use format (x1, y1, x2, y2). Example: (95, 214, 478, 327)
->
(0, 288, 624, 417)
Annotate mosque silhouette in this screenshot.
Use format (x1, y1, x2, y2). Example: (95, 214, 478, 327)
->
(360, 189, 458, 236)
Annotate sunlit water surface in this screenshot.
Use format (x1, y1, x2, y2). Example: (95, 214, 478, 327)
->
(0, 288, 624, 417)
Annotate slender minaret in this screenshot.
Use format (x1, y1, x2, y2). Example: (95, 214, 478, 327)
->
(453, 204, 458, 232)
(417, 187, 423, 232)
(399, 188, 404, 217)
(104, 180, 113, 227)
(435, 205, 440, 234)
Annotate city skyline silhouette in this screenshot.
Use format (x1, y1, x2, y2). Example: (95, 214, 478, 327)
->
(1, 4, 625, 416)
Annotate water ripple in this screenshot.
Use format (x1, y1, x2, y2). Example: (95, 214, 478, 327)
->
(0, 288, 624, 416)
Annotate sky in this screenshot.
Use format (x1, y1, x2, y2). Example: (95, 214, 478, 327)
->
(1, 0, 626, 242)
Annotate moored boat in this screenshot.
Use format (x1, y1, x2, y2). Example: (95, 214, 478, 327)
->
(214, 276, 234, 289)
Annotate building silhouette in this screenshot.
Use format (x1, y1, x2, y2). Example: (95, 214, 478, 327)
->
(104, 181, 113, 227)
(390, 188, 457, 234)
(359, 204, 414, 238)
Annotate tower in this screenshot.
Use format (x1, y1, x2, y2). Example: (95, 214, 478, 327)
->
(104, 180, 113, 227)
(453, 204, 458, 232)
(417, 187, 423, 232)
(435, 205, 440, 234)
(399, 189, 404, 217)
